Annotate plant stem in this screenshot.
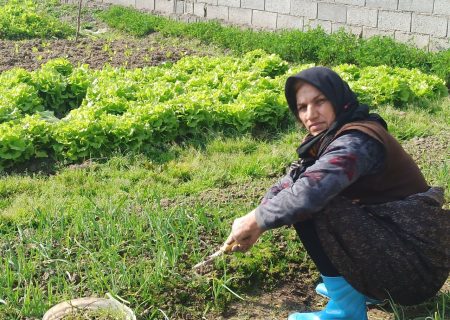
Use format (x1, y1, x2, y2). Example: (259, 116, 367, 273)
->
(76, 0, 82, 42)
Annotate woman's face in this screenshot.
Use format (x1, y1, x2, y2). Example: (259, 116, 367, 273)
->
(296, 82, 336, 136)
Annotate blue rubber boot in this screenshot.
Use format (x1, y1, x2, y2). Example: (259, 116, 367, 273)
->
(315, 282, 383, 305)
(288, 276, 368, 320)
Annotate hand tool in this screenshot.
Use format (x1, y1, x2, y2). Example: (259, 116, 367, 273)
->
(193, 241, 237, 271)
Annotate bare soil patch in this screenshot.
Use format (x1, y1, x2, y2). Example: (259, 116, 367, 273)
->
(0, 36, 198, 72)
(402, 134, 449, 171)
(215, 278, 320, 320)
(0, 0, 219, 72)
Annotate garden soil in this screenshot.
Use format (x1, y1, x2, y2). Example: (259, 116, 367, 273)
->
(0, 37, 197, 72)
(0, 1, 215, 72)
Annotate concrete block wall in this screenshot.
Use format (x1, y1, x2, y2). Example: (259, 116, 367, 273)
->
(100, 0, 450, 51)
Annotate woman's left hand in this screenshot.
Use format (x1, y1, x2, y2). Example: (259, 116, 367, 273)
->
(224, 209, 265, 253)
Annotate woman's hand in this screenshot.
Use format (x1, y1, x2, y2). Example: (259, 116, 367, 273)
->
(224, 209, 265, 253)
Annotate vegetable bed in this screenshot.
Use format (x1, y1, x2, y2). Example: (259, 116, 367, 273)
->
(0, 51, 446, 170)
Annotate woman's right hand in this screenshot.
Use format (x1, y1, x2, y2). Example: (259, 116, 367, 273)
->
(223, 209, 265, 253)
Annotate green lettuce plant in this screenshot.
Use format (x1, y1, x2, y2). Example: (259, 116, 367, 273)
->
(0, 51, 447, 169)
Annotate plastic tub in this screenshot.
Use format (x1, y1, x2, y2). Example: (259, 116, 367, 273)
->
(42, 294, 136, 320)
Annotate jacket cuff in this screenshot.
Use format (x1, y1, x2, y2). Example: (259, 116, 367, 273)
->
(254, 206, 270, 231)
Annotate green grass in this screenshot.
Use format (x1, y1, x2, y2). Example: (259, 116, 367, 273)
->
(385, 291, 449, 320)
(375, 99, 450, 140)
(0, 130, 306, 319)
(0, 98, 448, 319)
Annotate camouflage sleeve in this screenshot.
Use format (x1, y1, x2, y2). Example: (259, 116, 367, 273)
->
(255, 131, 385, 230)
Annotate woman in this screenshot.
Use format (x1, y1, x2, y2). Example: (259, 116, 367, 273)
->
(224, 67, 449, 319)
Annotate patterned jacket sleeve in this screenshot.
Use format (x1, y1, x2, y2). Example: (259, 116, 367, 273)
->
(261, 172, 295, 202)
(255, 131, 385, 230)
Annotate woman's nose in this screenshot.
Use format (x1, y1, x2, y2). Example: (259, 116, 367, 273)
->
(305, 104, 317, 119)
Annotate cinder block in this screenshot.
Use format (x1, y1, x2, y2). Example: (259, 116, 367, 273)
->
(241, 0, 264, 10)
(176, 0, 185, 14)
(136, 0, 155, 10)
(265, 0, 290, 14)
(434, 0, 450, 16)
(335, 0, 365, 6)
(429, 37, 450, 51)
(318, 3, 347, 23)
(201, 0, 218, 5)
(178, 14, 190, 22)
(291, 0, 317, 19)
(189, 16, 202, 22)
(395, 31, 430, 49)
(194, 3, 206, 16)
(412, 14, 448, 37)
(218, 0, 240, 8)
(276, 14, 303, 30)
(115, 0, 136, 6)
(206, 5, 229, 20)
(398, 0, 433, 13)
(363, 26, 395, 38)
(332, 22, 363, 36)
(184, 2, 194, 14)
(347, 6, 377, 27)
(378, 10, 411, 32)
(252, 10, 277, 29)
(366, 0, 398, 10)
(229, 7, 252, 25)
(155, 0, 175, 14)
(306, 19, 332, 33)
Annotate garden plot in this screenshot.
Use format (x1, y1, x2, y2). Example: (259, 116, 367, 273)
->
(0, 37, 197, 73)
(0, 51, 446, 170)
(0, 1, 448, 320)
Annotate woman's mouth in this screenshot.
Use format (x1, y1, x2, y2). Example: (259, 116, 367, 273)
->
(309, 122, 324, 131)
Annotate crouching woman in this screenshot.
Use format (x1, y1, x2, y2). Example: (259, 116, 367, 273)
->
(224, 67, 450, 319)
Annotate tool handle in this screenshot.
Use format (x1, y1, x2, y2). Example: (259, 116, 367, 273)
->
(220, 240, 237, 253)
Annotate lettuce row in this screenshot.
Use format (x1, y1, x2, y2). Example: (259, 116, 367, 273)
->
(0, 50, 447, 169)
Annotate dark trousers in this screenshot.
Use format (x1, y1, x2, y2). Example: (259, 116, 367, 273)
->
(294, 219, 340, 277)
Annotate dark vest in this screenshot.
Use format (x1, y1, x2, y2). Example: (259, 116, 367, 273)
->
(335, 121, 429, 204)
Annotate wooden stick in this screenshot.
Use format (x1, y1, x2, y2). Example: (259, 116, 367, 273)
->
(75, 0, 83, 42)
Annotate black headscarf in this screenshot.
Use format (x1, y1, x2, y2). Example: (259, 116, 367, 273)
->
(285, 67, 387, 179)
